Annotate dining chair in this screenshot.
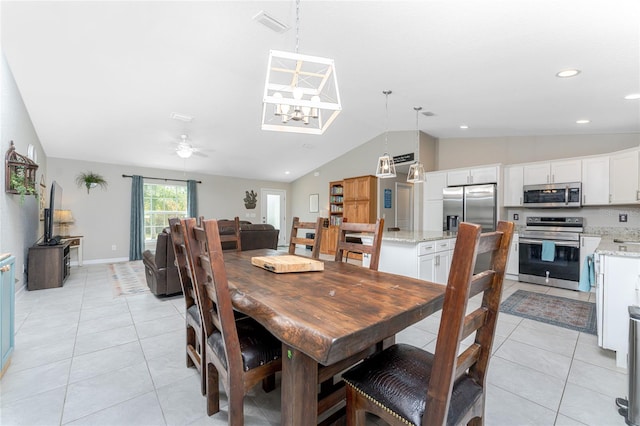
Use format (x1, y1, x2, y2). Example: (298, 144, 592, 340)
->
(334, 218, 384, 270)
(180, 218, 282, 423)
(289, 216, 324, 259)
(342, 220, 514, 426)
(167, 218, 206, 395)
(217, 216, 242, 251)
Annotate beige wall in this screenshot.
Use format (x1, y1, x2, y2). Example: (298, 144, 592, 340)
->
(47, 158, 290, 262)
(1, 53, 48, 286)
(437, 134, 640, 170)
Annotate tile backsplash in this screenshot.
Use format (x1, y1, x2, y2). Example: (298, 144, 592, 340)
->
(506, 206, 640, 237)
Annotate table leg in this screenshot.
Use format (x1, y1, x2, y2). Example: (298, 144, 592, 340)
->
(281, 344, 318, 426)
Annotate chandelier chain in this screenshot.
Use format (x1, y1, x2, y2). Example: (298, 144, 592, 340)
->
(383, 90, 392, 150)
(295, 0, 300, 54)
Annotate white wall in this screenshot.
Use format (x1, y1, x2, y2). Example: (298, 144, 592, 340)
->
(47, 157, 290, 262)
(437, 134, 639, 170)
(290, 130, 417, 223)
(0, 53, 47, 285)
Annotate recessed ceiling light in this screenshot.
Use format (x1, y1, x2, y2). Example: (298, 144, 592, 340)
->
(459, 124, 469, 129)
(624, 93, 640, 100)
(576, 119, 590, 124)
(556, 69, 581, 78)
(285, 171, 291, 175)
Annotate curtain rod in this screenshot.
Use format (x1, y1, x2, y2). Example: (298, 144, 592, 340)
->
(121, 174, 202, 184)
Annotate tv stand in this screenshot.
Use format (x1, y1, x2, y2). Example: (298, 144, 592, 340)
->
(27, 242, 70, 290)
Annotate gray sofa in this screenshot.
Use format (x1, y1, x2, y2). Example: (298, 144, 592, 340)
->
(219, 220, 279, 251)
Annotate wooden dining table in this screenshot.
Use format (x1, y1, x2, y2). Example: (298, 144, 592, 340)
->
(222, 249, 446, 425)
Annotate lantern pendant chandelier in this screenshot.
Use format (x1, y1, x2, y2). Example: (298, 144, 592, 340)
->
(406, 106, 425, 183)
(261, 0, 342, 135)
(375, 90, 397, 179)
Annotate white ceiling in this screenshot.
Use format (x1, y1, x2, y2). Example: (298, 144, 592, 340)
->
(2, 1, 639, 182)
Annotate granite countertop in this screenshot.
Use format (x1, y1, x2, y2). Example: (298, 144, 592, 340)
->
(595, 236, 640, 257)
(381, 230, 458, 244)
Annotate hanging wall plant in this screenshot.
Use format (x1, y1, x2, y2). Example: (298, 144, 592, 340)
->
(75, 171, 108, 194)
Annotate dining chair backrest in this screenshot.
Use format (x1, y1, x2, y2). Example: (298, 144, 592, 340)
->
(425, 220, 514, 424)
(334, 218, 384, 270)
(168, 217, 206, 394)
(217, 216, 241, 251)
(288, 216, 324, 259)
(180, 218, 282, 422)
(181, 218, 241, 374)
(341, 221, 514, 425)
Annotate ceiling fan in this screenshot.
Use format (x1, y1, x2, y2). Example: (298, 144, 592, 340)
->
(173, 134, 207, 159)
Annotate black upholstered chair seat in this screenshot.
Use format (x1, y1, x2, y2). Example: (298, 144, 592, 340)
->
(207, 317, 282, 372)
(186, 304, 201, 327)
(342, 344, 483, 426)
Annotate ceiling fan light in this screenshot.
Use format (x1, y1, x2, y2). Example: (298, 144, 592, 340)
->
(176, 147, 193, 159)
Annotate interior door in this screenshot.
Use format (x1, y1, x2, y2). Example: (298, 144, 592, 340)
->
(395, 183, 413, 231)
(260, 189, 287, 247)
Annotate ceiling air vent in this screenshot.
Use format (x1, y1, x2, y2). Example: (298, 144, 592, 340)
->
(169, 112, 193, 122)
(253, 11, 289, 33)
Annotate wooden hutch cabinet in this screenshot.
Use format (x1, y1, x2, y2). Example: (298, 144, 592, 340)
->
(343, 175, 377, 224)
(321, 175, 378, 255)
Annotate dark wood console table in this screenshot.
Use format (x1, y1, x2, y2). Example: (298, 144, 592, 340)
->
(27, 242, 70, 290)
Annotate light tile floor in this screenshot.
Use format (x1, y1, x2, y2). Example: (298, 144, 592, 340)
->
(0, 263, 629, 425)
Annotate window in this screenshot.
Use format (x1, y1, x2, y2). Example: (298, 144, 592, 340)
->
(143, 183, 187, 243)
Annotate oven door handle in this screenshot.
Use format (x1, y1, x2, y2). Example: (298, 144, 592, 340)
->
(519, 238, 580, 248)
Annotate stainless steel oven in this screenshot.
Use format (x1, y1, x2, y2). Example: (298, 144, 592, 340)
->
(519, 216, 583, 290)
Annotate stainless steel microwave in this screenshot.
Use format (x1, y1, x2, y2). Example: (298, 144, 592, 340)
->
(522, 182, 582, 208)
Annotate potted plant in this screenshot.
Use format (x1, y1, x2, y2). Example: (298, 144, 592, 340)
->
(75, 171, 108, 194)
(9, 166, 37, 204)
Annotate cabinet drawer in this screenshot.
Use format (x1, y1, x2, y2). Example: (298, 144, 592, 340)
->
(419, 239, 450, 256)
(419, 242, 437, 256)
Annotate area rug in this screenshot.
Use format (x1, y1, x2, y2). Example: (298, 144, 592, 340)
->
(108, 260, 149, 296)
(500, 290, 597, 335)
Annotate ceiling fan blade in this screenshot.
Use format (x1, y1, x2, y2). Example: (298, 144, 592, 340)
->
(192, 150, 208, 158)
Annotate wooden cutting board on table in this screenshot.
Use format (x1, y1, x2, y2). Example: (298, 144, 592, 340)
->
(251, 255, 324, 273)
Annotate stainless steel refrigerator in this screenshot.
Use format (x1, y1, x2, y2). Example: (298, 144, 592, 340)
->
(443, 184, 497, 232)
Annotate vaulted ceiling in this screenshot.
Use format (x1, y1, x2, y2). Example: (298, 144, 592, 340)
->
(2, 1, 639, 182)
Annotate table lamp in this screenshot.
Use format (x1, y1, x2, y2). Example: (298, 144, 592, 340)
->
(54, 209, 74, 237)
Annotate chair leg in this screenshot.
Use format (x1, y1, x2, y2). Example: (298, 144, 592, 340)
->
(186, 326, 195, 368)
(206, 362, 220, 416)
(345, 385, 367, 426)
(262, 373, 276, 392)
(228, 387, 245, 426)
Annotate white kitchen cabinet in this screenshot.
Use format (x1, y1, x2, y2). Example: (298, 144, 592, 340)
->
(447, 166, 498, 186)
(581, 156, 610, 205)
(424, 171, 447, 200)
(424, 199, 443, 232)
(610, 149, 639, 204)
(523, 159, 581, 185)
(597, 254, 640, 368)
(505, 233, 519, 279)
(418, 238, 454, 285)
(503, 165, 524, 206)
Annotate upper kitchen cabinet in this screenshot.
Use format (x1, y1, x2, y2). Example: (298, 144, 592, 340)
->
(446, 165, 499, 186)
(582, 156, 610, 205)
(343, 175, 377, 224)
(424, 171, 447, 200)
(610, 149, 640, 204)
(523, 159, 582, 185)
(503, 165, 524, 206)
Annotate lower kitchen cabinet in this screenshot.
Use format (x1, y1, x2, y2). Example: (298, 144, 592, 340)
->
(505, 233, 519, 279)
(418, 239, 454, 285)
(1, 254, 16, 378)
(596, 253, 640, 368)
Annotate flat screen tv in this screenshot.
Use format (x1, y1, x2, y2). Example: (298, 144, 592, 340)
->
(43, 181, 63, 245)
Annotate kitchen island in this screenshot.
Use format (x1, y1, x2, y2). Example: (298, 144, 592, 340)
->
(595, 237, 640, 368)
(363, 230, 458, 284)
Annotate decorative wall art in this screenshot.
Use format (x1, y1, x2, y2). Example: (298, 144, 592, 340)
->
(244, 190, 257, 209)
(309, 193, 319, 213)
